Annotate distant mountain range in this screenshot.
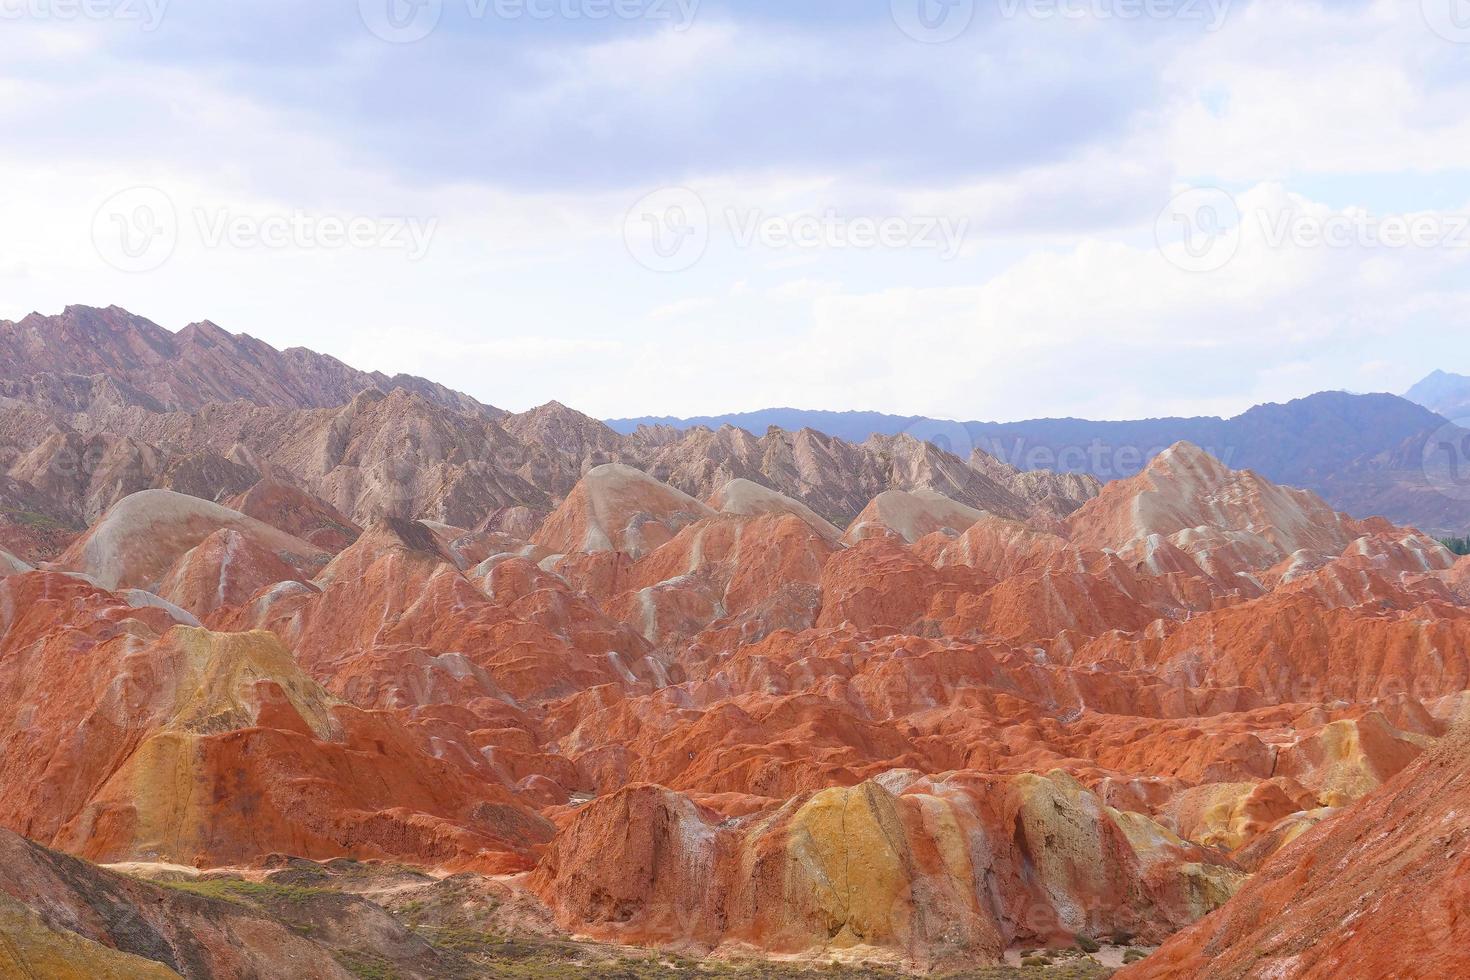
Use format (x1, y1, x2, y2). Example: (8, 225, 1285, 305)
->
(0, 306, 1096, 560)
(1406, 370, 1470, 421)
(611, 382, 1470, 535)
(3, 305, 1465, 538)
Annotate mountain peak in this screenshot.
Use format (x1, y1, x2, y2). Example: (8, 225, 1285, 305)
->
(1406, 368, 1470, 420)
(0, 304, 495, 419)
(1149, 440, 1224, 472)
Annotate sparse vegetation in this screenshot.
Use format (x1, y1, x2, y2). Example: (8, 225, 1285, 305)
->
(0, 506, 75, 531)
(336, 950, 402, 980)
(393, 923, 1115, 978)
(1075, 935, 1101, 954)
(1440, 536, 1470, 556)
(156, 877, 333, 906)
(133, 859, 1118, 978)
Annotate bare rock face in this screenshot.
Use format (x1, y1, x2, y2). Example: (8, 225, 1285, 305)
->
(1122, 725, 1470, 980)
(532, 776, 1241, 969)
(0, 474, 83, 562)
(971, 449, 1102, 519)
(534, 463, 715, 559)
(224, 479, 361, 553)
(817, 535, 964, 631)
(0, 548, 31, 577)
(0, 305, 492, 417)
(843, 487, 989, 544)
(0, 828, 349, 979)
(56, 489, 330, 592)
(9, 308, 1470, 975)
(598, 510, 838, 653)
(0, 891, 185, 979)
(708, 478, 843, 544)
(1, 309, 1107, 555)
(502, 400, 629, 495)
(478, 504, 543, 540)
(1068, 441, 1368, 574)
(0, 575, 553, 871)
(156, 528, 307, 619)
(919, 512, 1068, 578)
(627, 426, 1073, 530)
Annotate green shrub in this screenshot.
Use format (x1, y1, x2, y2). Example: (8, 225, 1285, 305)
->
(1075, 934, 1101, 954)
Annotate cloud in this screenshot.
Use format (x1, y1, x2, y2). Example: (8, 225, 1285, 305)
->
(2, 0, 1469, 421)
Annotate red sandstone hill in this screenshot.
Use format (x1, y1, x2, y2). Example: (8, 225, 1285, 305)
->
(1120, 723, 1470, 979)
(2, 309, 1470, 975)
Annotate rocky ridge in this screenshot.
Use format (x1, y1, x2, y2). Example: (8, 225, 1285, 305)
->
(1, 306, 1468, 976)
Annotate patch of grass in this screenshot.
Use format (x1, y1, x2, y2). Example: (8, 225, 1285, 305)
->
(0, 507, 73, 531)
(158, 877, 332, 906)
(334, 950, 402, 980)
(403, 925, 1114, 979)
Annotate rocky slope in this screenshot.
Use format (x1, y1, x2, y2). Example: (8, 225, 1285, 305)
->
(1405, 368, 1470, 420)
(614, 391, 1464, 534)
(1121, 724, 1470, 979)
(0, 310, 1099, 559)
(0, 828, 348, 978)
(2, 305, 1469, 976)
(0, 305, 494, 417)
(2, 435, 1464, 973)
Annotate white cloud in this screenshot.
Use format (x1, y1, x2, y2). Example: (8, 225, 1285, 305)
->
(3, 2, 1470, 421)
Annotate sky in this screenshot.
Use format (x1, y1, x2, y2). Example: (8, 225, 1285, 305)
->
(2, 0, 1469, 421)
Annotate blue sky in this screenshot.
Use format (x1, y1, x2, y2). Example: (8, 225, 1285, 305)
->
(2, 0, 1470, 420)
